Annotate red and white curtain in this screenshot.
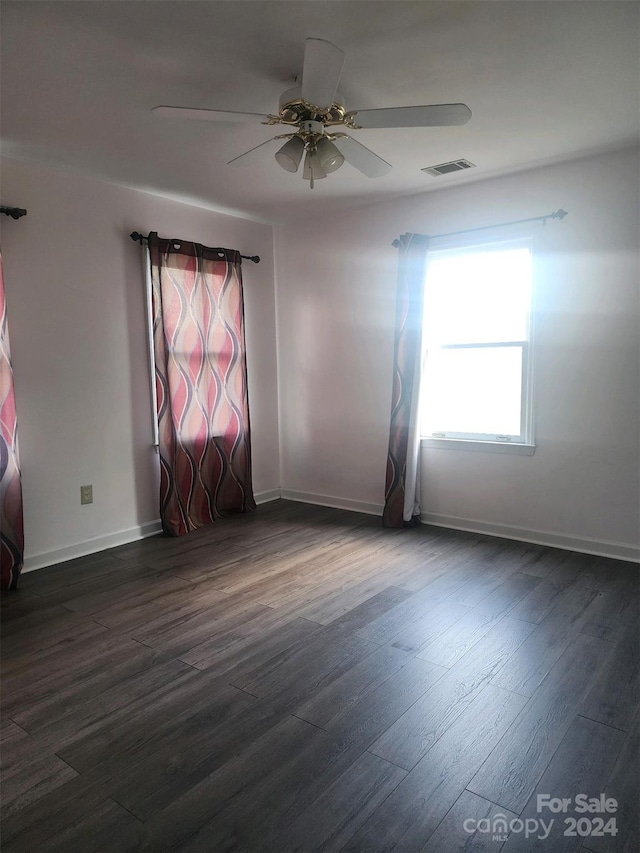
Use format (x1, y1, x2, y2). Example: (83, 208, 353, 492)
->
(148, 233, 255, 536)
(383, 233, 429, 528)
(0, 252, 24, 588)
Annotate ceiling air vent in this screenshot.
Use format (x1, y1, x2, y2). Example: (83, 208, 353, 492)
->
(422, 159, 475, 177)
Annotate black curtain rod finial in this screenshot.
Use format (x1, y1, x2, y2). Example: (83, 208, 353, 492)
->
(1, 206, 27, 219)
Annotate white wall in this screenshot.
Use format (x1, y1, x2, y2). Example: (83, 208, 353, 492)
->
(1, 157, 280, 568)
(2, 149, 637, 568)
(275, 148, 639, 558)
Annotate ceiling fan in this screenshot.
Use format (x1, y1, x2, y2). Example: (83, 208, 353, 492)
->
(152, 38, 471, 189)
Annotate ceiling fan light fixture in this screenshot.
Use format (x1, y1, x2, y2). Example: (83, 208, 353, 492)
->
(275, 136, 304, 172)
(315, 136, 345, 173)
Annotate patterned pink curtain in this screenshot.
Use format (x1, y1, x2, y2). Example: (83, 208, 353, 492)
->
(0, 252, 24, 587)
(148, 233, 255, 536)
(383, 233, 429, 528)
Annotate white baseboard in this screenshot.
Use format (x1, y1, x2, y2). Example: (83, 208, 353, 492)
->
(269, 490, 639, 562)
(22, 520, 164, 573)
(421, 511, 640, 564)
(22, 489, 282, 574)
(21, 491, 638, 573)
(280, 488, 384, 517)
(254, 488, 282, 505)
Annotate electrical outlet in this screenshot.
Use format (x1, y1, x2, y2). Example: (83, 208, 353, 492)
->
(80, 484, 93, 505)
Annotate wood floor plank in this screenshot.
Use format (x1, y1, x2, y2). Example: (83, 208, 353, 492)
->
(17, 658, 193, 748)
(415, 573, 539, 667)
(499, 715, 625, 852)
(468, 633, 610, 812)
(3, 797, 143, 853)
(28, 561, 171, 610)
(264, 571, 365, 616)
(2, 632, 159, 717)
(507, 578, 567, 624)
(580, 588, 639, 643)
(447, 570, 509, 607)
(10, 644, 178, 734)
(361, 547, 446, 591)
(490, 583, 599, 696)
(137, 714, 328, 850)
(59, 572, 192, 616)
(370, 616, 535, 770)
(177, 702, 416, 852)
(231, 627, 376, 699)
(131, 594, 273, 656)
(116, 636, 409, 821)
(422, 790, 518, 852)
(0, 776, 115, 850)
(322, 585, 414, 635)
(342, 685, 527, 852)
(177, 611, 322, 672)
(579, 599, 639, 730)
(354, 567, 478, 645)
(293, 644, 413, 729)
(294, 575, 406, 626)
(56, 672, 255, 775)
(576, 556, 638, 594)
(269, 751, 407, 852)
(1, 614, 109, 670)
(114, 692, 312, 821)
(16, 552, 150, 598)
(205, 540, 355, 596)
(1, 588, 69, 626)
(584, 720, 640, 853)
(388, 598, 471, 655)
(326, 656, 447, 745)
(515, 544, 568, 578)
(91, 580, 231, 633)
(0, 726, 78, 818)
(1, 597, 108, 655)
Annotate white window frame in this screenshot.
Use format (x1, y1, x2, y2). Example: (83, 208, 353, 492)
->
(420, 233, 536, 455)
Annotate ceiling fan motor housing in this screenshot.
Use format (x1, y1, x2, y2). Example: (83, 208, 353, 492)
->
(299, 119, 326, 136)
(278, 85, 347, 126)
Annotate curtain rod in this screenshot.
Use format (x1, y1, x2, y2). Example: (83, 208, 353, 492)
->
(1, 206, 27, 220)
(391, 208, 568, 248)
(130, 232, 260, 264)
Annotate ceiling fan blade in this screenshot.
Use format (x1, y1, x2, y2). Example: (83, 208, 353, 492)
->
(300, 38, 345, 108)
(333, 136, 392, 178)
(152, 105, 272, 124)
(227, 137, 282, 167)
(349, 103, 472, 129)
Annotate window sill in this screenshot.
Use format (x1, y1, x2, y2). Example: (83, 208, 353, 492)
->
(421, 437, 536, 456)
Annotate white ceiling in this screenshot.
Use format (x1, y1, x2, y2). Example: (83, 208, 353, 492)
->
(2, 1, 638, 223)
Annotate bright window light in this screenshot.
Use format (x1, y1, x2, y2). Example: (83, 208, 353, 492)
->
(421, 240, 533, 444)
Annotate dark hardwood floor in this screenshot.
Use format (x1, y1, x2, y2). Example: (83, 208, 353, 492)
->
(1, 499, 638, 852)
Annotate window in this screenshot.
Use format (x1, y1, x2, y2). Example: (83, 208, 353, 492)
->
(420, 237, 534, 451)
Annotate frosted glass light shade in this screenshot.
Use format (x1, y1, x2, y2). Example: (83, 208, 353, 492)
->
(275, 137, 304, 172)
(316, 137, 344, 173)
(302, 150, 327, 181)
